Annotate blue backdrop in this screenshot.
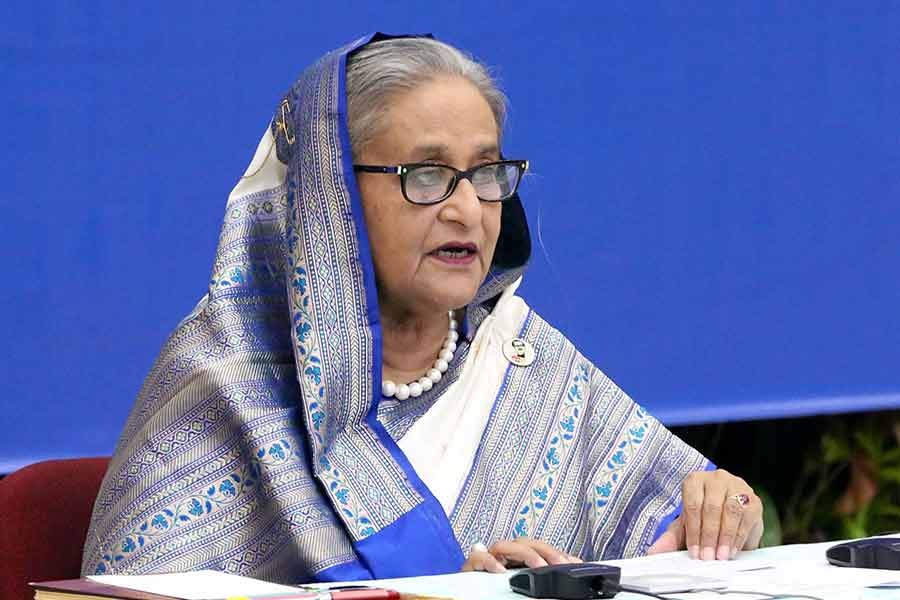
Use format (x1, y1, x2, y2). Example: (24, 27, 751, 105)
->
(2, 2, 898, 473)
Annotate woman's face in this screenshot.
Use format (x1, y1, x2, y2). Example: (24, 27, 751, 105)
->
(356, 75, 502, 318)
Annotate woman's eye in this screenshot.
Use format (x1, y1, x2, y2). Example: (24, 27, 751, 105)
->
(411, 167, 446, 187)
(472, 164, 499, 184)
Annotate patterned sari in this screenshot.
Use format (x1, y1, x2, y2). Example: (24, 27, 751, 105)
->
(82, 33, 709, 583)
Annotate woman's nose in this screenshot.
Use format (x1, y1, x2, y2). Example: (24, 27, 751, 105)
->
(440, 179, 482, 226)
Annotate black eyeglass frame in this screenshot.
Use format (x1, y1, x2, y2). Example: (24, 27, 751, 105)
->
(353, 159, 529, 205)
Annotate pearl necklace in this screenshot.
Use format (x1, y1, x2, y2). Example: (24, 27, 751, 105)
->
(381, 311, 459, 400)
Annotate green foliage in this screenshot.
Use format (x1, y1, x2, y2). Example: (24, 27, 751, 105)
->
(757, 487, 783, 547)
(779, 412, 900, 543)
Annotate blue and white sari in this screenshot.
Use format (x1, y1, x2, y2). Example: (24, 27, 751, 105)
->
(82, 33, 709, 583)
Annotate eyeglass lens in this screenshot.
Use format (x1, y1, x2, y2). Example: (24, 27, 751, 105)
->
(404, 163, 521, 204)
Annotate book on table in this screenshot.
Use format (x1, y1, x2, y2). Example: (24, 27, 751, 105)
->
(30, 570, 373, 600)
(32, 576, 181, 600)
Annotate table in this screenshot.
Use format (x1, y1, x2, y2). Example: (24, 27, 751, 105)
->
(349, 540, 900, 600)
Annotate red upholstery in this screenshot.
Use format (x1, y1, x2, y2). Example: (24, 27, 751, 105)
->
(0, 457, 110, 600)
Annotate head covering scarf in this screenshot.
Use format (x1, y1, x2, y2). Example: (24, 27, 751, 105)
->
(83, 33, 708, 584)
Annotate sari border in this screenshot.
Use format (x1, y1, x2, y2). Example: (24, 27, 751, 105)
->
(336, 32, 464, 575)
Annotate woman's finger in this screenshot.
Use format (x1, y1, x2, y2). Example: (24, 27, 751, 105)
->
(490, 539, 549, 568)
(681, 472, 705, 559)
(699, 471, 730, 561)
(461, 549, 507, 573)
(516, 537, 579, 564)
(715, 489, 749, 560)
(731, 499, 764, 558)
(746, 513, 765, 550)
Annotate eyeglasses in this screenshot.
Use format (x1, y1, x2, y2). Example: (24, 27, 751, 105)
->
(353, 159, 528, 205)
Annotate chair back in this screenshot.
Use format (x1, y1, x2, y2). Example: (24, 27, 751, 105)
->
(0, 457, 110, 600)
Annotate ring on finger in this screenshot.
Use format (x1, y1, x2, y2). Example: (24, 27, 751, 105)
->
(730, 493, 751, 507)
(471, 542, 489, 554)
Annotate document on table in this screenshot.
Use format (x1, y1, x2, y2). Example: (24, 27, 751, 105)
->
(603, 548, 900, 599)
(89, 570, 301, 599)
(599, 552, 773, 596)
(605, 550, 776, 582)
(725, 559, 900, 599)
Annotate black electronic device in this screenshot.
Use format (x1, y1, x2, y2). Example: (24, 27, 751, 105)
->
(826, 537, 900, 570)
(509, 563, 622, 599)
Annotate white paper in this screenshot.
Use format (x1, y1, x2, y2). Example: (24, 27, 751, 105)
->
(597, 549, 900, 599)
(602, 550, 778, 581)
(88, 570, 301, 600)
(620, 573, 728, 594)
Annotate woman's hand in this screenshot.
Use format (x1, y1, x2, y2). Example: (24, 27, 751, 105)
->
(461, 538, 581, 573)
(647, 469, 763, 561)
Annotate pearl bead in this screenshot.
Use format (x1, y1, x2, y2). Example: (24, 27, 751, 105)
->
(381, 311, 455, 398)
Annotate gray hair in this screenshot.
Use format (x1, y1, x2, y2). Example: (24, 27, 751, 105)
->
(345, 37, 507, 158)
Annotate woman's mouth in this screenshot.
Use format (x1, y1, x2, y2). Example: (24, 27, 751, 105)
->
(429, 243, 478, 265)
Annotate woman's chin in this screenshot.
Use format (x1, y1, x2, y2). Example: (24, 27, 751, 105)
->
(422, 282, 480, 312)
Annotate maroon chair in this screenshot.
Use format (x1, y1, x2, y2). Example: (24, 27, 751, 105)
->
(0, 457, 110, 600)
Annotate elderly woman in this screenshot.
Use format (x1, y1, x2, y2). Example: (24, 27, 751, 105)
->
(83, 34, 763, 582)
